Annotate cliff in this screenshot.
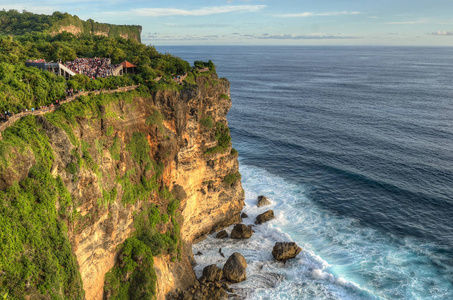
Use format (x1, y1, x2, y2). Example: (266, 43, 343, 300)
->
(0, 10, 142, 43)
(48, 14, 142, 43)
(0, 73, 244, 299)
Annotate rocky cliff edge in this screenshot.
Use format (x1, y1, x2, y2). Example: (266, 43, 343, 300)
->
(0, 73, 244, 299)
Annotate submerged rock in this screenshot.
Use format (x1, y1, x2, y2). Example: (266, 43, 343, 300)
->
(223, 252, 247, 283)
(202, 264, 223, 282)
(215, 230, 228, 239)
(255, 210, 275, 224)
(230, 224, 253, 239)
(272, 242, 302, 261)
(257, 195, 272, 207)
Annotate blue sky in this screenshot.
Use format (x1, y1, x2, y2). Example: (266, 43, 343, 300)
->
(1, 0, 453, 46)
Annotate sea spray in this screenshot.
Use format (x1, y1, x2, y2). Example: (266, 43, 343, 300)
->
(193, 163, 453, 299)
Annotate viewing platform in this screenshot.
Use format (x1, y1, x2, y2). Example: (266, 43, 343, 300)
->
(25, 61, 76, 79)
(25, 58, 128, 79)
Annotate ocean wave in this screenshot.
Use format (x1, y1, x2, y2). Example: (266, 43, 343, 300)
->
(193, 164, 453, 300)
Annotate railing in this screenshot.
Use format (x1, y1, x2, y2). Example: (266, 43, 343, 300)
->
(0, 84, 140, 139)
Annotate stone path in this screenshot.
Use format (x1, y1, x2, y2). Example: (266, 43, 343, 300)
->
(0, 85, 139, 139)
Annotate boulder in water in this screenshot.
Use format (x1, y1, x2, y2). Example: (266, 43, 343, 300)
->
(202, 264, 223, 282)
(223, 252, 247, 283)
(272, 242, 302, 261)
(257, 195, 271, 207)
(215, 230, 228, 239)
(241, 212, 248, 218)
(230, 224, 253, 239)
(255, 210, 275, 224)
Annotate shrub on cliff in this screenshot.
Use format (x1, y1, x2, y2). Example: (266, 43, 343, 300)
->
(223, 171, 242, 186)
(0, 117, 83, 299)
(200, 115, 214, 129)
(104, 237, 157, 299)
(146, 109, 164, 134)
(127, 132, 151, 165)
(194, 60, 216, 72)
(204, 122, 231, 155)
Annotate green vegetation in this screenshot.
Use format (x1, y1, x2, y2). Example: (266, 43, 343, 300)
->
(0, 10, 193, 113)
(223, 171, 241, 186)
(183, 72, 196, 85)
(66, 162, 78, 174)
(204, 122, 232, 155)
(146, 109, 164, 133)
(0, 62, 66, 111)
(0, 116, 83, 299)
(103, 237, 157, 299)
(194, 60, 216, 72)
(127, 132, 151, 165)
(106, 125, 114, 136)
(220, 93, 229, 100)
(230, 148, 238, 157)
(200, 115, 214, 129)
(104, 196, 181, 299)
(0, 10, 141, 42)
(109, 136, 121, 161)
(99, 187, 117, 208)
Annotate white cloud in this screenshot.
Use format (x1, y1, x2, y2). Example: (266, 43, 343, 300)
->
(0, 4, 56, 14)
(142, 32, 360, 42)
(278, 11, 360, 18)
(256, 33, 361, 40)
(385, 19, 429, 25)
(431, 30, 453, 36)
(131, 5, 266, 17)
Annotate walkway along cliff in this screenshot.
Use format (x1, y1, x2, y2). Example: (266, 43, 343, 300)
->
(0, 72, 244, 299)
(0, 85, 140, 139)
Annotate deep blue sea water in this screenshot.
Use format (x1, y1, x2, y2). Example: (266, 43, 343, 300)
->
(156, 46, 453, 299)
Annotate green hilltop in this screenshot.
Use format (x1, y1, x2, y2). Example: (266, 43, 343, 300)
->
(0, 10, 142, 42)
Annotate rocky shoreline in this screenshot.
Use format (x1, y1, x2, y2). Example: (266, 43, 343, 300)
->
(171, 196, 302, 300)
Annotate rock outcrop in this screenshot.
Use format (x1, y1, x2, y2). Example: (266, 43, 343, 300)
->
(272, 242, 302, 261)
(230, 224, 253, 239)
(202, 265, 223, 282)
(0, 73, 244, 299)
(223, 252, 247, 283)
(255, 210, 275, 224)
(215, 230, 228, 239)
(257, 195, 271, 207)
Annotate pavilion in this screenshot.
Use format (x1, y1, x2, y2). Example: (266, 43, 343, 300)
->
(121, 60, 137, 74)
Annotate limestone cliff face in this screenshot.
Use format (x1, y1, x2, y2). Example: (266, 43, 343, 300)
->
(0, 74, 243, 299)
(47, 13, 142, 43)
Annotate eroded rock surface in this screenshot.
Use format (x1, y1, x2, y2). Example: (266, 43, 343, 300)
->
(255, 210, 275, 225)
(230, 224, 253, 239)
(272, 242, 302, 261)
(223, 252, 247, 283)
(215, 230, 228, 239)
(202, 265, 223, 282)
(257, 195, 271, 207)
(0, 74, 244, 299)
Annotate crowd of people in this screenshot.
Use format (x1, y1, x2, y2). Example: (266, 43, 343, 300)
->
(26, 59, 47, 63)
(64, 58, 119, 79)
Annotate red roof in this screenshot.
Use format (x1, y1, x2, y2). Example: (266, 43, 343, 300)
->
(121, 60, 137, 68)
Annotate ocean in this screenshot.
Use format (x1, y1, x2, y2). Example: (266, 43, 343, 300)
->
(156, 46, 453, 299)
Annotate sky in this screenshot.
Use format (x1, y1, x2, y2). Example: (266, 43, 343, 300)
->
(1, 0, 453, 46)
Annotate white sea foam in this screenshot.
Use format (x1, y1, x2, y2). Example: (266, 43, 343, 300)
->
(192, 164, 453, 300)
